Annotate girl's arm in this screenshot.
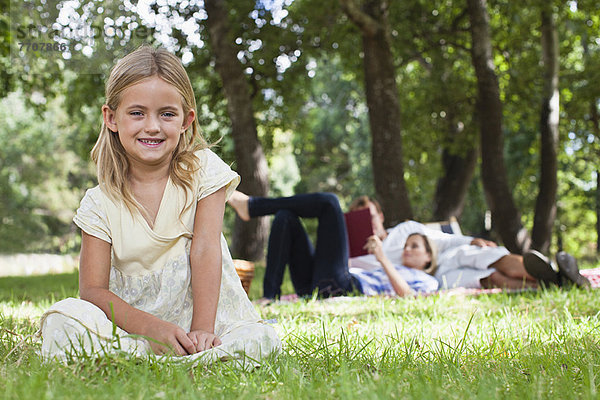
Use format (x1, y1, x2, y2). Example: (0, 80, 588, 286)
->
(365, 235, 414, 297)
(187, 186, 227, 352)
(79, 232, 197, 356)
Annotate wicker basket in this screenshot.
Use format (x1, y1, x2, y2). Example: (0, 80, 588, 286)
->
(232, 259, 255, 295)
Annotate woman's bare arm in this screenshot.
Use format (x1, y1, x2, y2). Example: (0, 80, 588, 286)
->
(365, 235, 414, 297)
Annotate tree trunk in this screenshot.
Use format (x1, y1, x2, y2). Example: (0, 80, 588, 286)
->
(340, 0, 413, 226)
(433, 113, 478, 221)
(434, 148, 477, 221)
(591, 102, 600, 255)
(531, 9, 559, 253)
(466, 0, 529, 253)
(583, 25, 600, 255)
(204, 0, 269, 260)
(597, 169, 600, 255)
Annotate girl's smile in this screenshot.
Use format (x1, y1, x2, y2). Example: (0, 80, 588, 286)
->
(138, 138, 165, 146)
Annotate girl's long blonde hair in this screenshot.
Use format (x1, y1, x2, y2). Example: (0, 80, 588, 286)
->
(91, 45, 206, 217)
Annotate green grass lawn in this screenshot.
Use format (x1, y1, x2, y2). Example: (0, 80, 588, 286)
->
(2, 266, 600, 399)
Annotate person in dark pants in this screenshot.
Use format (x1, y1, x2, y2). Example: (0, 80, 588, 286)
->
(228, 191, 439, 299)
(232, 192, 354, 298)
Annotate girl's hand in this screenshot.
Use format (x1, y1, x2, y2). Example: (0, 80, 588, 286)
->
(144, 319, 197, 356)
(364, 235, 385, 260)
(188, 330, 222, 352)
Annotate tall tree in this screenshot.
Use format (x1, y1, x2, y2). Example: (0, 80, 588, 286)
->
(587, 78, 600, 257)
(579, 3, 600, 254)
(339, 0, 412, 226)
(433, 128, 478, 221)
(466, 0, 529, 252)
(596, 127, 600, 254)
(204, 0, 270, 260)
(531, 7, 559, 253)
(386, 2, 478, 222)
(430, 12, 478, 222)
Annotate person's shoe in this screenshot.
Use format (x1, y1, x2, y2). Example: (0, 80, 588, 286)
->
(523, 250, 560, 287)
(555, 251, 591, 289)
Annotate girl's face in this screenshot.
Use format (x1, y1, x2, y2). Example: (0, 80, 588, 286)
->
(102, 76, 195, 171)
(402, 235, 431, 270)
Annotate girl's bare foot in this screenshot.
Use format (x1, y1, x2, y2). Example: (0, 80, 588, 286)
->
(228, 190, 251, 221)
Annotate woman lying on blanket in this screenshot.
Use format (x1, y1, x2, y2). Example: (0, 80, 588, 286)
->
(349, 196, 590, 290)
(228, 192, 589, 300)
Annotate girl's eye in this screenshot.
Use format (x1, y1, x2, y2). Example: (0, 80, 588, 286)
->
(162, 112, 175, 118)
(130, 111, 143, 116)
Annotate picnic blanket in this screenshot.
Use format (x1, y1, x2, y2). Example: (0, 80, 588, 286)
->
(255, 268, 600, 304)
(581, 267, 600, 288)
(438, 267, 600, 296)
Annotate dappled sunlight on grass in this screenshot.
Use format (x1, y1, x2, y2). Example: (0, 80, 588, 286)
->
(0, 301, 47, 321)
(259, 287, 600, 379)
(2, 269, 600, 398)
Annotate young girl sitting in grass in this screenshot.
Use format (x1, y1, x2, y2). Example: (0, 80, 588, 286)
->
(40, 46, 280, 366)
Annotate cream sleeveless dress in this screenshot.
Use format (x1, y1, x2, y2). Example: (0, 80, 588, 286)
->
(40, 149, 280, 367)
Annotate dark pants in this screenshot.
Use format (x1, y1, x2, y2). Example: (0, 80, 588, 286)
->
(249, 193, 355, 298)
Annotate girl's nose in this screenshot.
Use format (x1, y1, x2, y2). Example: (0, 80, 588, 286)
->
(144, 116, 160, 133)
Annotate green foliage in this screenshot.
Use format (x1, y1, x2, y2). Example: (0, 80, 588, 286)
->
(555, 2, 600, 257)
(390, 1, 478, 221)
(289, 55, 373, 206)
(0, 93, 93, 253)
(1, 0, 599, 256)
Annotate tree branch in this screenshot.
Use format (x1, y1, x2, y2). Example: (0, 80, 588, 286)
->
(338, 0, 381, 37)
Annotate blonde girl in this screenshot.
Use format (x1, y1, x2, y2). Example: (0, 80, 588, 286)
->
(40, 46, 280, 366)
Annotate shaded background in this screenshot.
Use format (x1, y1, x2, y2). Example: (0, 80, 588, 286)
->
(1, 0, 599, 264)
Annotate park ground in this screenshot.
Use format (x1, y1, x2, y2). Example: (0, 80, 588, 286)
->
(2, 260, 600, 399)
